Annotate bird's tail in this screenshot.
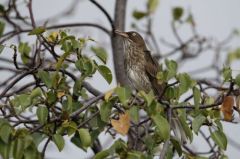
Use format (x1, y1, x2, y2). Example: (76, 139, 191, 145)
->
(171, 112, 188, 144)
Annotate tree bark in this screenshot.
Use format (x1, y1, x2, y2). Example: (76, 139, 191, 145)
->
(111, 0, 129, 86)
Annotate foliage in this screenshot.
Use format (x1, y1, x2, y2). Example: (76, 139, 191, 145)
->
(0, 0, 240, 159)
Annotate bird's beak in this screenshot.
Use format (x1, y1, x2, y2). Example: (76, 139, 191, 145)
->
(114, 30, 129, 38)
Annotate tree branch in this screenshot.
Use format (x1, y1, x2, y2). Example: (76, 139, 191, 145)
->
(111, 0, 129, 85)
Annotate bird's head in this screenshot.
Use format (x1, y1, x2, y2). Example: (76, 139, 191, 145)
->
(115, 30, 146, 48)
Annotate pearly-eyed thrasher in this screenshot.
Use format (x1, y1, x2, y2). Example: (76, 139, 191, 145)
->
(115, 30, 187, 143)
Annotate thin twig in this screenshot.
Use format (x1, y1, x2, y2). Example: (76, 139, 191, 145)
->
(0, 69, 36, 99)
(89, 0, 114, 30)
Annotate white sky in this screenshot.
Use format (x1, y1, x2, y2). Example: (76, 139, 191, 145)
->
(1, 0, 240, 158)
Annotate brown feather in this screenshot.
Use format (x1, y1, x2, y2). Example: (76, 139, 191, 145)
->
(144, 50, 166, 96)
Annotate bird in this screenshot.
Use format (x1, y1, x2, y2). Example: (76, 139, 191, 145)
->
(114, 30, 187, 144)
(114, 30, 165, 96)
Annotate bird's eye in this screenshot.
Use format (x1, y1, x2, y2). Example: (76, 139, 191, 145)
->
(132, 33, 136, 36)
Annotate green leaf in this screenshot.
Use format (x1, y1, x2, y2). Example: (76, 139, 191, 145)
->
(115, 87, 131, 106)
(91, 46, 108, 64)
(67, 121, 77, 136)
(61, 41, 72, 53)
(23, 146, 41, 159)
(0, 139, 11, 159)
(37, 70, 52, 88)
(97, 65, 112, 84)
(18, 42, 31, 64)
(55, 52, 70, 71)
(227, 48, 240, 64)
(164, 87, 174, 99)
(172, 7, 184, 21)
(75, 59, 84, 72)
(36, 106, 48, 124)
(165, 144, 174, 159)
(222, 67, 232, 82)
(170, 138, 182, 156)
(109, 139, 127, 155)
(132, 10, 147, 20)
(193, 86, 201, 109)
(73, 79, 83, 96)
(151, 114, 170, 141)
(186, 13, 195, 26)
(76, 58, 95, 75)
(205, 96, 215, 105)
(156, 71, 166, 84)
(211, 130, 227, 150)
(178, 113, 193, 141)
(235, 74, 240, 87)
(32, 132, 46, 146)
(62, 95, 73, 112)
(30, 87, 42, 99)
(83, 59, 95, 76)
(100, 101, 112, 122)
(0, 44, 4, 54)
(138, 90, 155, 106)
(67, 95, 73, 111)
(71, 39, 81, 50)
(220, 155, 229, 159)
(13, 138, 25, 159)
(147, 0, 159, 13)
(46, 90, 57, 104)
(178, 73, 192, 94)
(165, 59, 178, 80)
(18, 94, 32, 109)
(214, 119, 223, 131)
(129, 106, 139, 123)
(166, 59, 178, 73)
(80, 88, 88, 99)
(0, 124, 12, 143)
(78, 128, 91, 148)
(144, 135, 156, 155)
(0, 21, 5, 36)
(53, 134, 65, 151)
(127, 151, 144, 159)
(23, 135, 34, 149)
(28, 27, 45, 35)
(147, 100, 159, 116)
(192, 114, 206, 134)
(94, 150, 110, 159)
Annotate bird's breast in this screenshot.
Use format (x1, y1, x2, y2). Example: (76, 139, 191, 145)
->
(123, 41, 152, 92)
(126, 66, 151, 93)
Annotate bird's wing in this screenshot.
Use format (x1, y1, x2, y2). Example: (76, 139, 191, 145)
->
(144, 50, 165, 96)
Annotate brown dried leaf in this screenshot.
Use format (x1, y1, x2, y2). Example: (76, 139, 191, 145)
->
(221, 96, 234, 121)
(235, 96, 240, 116)
(236, 96, 240, 109)
(111, 112, 130, 135)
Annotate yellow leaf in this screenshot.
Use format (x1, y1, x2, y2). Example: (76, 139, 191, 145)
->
(104, 89, 114, 101)
(221, 96, 234, 121)
(57, 91, 65, 98)
(111, 112, 130, 135)
(47, 31, 59, 43)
